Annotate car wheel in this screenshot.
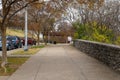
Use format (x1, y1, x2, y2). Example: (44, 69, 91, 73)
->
(20, 44, 22, 48)
(7, 46, 11, 50)
(16, 45, 19, 48)
(14, 46, 17, 49)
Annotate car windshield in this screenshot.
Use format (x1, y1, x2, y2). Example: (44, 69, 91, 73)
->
(11, 37, 16, 40)
(0, 37, 1, 41)
(7, 37, 11, 40)
(0, 37, 10, 41)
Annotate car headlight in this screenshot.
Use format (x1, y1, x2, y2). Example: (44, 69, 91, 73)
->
(6, 44, 9, 46)
(0, 44, 2, 47)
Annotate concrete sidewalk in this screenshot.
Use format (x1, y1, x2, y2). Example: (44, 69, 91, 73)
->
(0, 76, 9, 80)
(4, 45, 120, 80)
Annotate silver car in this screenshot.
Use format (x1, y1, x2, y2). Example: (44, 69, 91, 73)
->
(0, 36, 14, 50)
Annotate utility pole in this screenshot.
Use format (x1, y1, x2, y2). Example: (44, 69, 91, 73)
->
(24, 7, 28, 51)
(23, 0, 44, 50)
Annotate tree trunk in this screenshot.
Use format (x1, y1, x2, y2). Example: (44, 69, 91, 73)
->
(1, 26, 7, 73)
(43, 34, 47, 45)
(37, 33, 40, 45)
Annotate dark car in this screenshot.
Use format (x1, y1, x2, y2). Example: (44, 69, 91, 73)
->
(9, 36, 22, 48)
(28, 38, 33, 45)
(0, 36, 14, 50)
(29, 38, 36, 45)
(21, 37, 36, 45)
(33, 39, 37, 45)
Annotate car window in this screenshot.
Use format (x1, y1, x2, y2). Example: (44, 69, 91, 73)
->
(11, 37, 17, 40)
(7, 38, 10, 40)
(17, 37, 20, 40)
(6, 37, 12, 40)
(0, 37, 11, 41)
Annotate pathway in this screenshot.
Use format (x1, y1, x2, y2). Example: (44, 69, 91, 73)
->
(5, 44, 120, 80)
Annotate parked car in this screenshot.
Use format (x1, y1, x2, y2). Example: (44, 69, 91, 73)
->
(33, 39, 37, 45)
(8, 36, 22, 48)
(21, 37, 36, 45)
(28, 38, 33, 45)
(0, 36, 14, 50)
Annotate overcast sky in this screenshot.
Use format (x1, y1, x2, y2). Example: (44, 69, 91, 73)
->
(0, 0, 119, 9)
(105, 0, 119, 2)
(0, 0, 1, 9)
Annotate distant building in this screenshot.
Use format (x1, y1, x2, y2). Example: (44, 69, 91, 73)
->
(44, 31, 70, 43)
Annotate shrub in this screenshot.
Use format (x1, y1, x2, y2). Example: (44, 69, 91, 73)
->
(73, 21, 115, 44)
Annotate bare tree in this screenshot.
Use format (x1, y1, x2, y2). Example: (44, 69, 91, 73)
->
(0, 0, 39, 73)
(28, 0, 72, 45)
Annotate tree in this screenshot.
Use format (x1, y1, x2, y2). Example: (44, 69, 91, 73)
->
(0, 0, 40, 73)
(28, 0, 72, 45)
(28, 3, 55, 45)
(70, 0, 120, 44)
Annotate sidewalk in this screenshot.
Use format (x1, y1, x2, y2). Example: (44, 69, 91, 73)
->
(2, 45, 120, 80)
(0, 76, 9, 80)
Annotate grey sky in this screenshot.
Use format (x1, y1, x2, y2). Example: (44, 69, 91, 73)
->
(0, 0, 119, 9)
(0, 0, 1, 9)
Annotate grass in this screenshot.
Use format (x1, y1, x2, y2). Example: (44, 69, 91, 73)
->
(6, 28, 24, 37)
(6, 28, 35, 38)
(31, 45, 45, 49)
(0, 57, 29, 76)
(12, 45, 45, 55)
(0, 45, 45, 76)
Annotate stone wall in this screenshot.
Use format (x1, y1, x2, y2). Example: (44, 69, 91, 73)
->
(73, 39, 120, 71)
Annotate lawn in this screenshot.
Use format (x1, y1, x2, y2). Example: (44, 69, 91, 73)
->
(12, 45, 45, 55)
(6, 28, 34, 38)
(0, 45, 45, 76)
(0, 57, 29, 76)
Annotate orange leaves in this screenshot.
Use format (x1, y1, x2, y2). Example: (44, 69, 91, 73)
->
(31, 3, 43, 9)
(28, 23, 39, 30)
(77, 0, 87, 4)
(77, 0, 104, 9)
(30, 1, 44, 9)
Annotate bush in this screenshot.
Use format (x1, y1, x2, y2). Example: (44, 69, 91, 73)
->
(114, 36, 120, 45)
(73, 21, 115, 44)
